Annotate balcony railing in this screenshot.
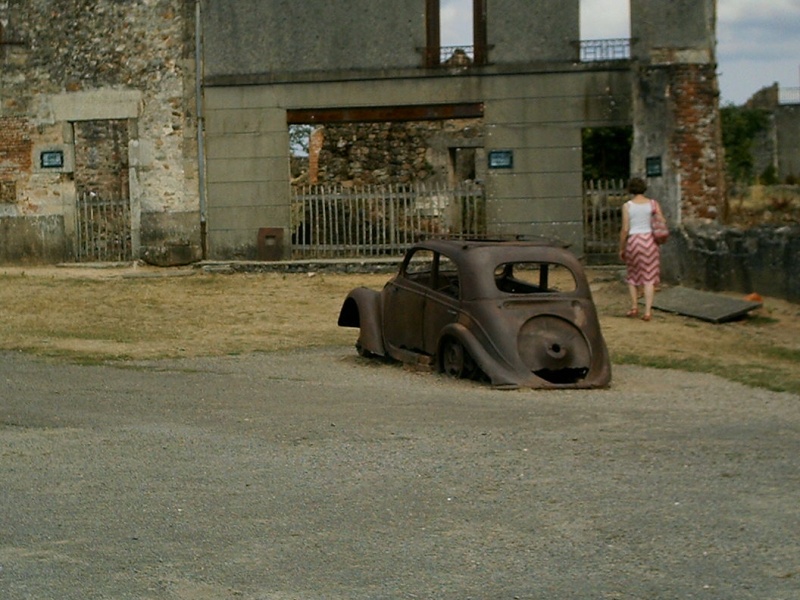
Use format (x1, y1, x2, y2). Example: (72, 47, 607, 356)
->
(439, 46, 475, 66)
(580, 38, 631, 62)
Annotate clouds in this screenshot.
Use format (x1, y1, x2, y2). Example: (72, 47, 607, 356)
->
(717, 0, 800, 103)
(440, 0, 472, 46)
(579, 0, 800, 103)
(580, 0, 630, 39)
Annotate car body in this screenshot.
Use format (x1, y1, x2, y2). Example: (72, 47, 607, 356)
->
(337, 239, 611, 389)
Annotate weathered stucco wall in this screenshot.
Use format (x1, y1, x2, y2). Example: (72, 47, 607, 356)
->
(486, 0, 579, 63)
(202, 0, 580, 82)
(203, 0, 425, 78)
(204, 67, 633, 259)
(0, 0, 201, 264)
(201, 0, 633, 259)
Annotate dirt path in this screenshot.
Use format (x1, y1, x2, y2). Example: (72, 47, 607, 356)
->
(1, 349, 799, 599)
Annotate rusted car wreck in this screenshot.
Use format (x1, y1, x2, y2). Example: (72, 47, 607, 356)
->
(338, 239, 611, 389)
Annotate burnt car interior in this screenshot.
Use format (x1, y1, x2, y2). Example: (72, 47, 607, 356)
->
(404, 250, 460, 298)
(494, 262, 577, 294)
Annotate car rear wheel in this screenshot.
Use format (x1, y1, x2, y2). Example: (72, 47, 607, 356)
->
(441, 337, 477, 379)
(355, 341, 376, 358)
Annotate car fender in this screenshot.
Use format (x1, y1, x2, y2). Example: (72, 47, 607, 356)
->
(337, 287, 386, 356)
(437, 322, 522, 389)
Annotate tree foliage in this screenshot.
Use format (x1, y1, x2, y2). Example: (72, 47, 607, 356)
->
(289, 124, 313, 157)
(720, 105, 770, 184)
(582, 127, 632, 181)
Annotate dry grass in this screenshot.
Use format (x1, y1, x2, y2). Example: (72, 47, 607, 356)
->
(728, 185, 800, 226)
(1, 264, 799, 394)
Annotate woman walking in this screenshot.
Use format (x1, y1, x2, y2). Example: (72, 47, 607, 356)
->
(619, 177, 664, 321)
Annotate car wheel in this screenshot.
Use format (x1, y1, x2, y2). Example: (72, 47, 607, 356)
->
(441, 337, 477, 379)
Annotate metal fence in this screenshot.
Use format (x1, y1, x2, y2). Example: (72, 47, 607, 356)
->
(290, 182, 485, 258)
(75, 192, 132, 262)
(583, 179, 626, 257)
(580, 38, 631, 62)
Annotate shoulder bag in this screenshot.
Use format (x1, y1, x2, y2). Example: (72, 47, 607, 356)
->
(650, 199, 669, 245)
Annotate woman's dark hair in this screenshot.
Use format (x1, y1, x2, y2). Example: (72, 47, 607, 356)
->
(628, 177, 648, 195)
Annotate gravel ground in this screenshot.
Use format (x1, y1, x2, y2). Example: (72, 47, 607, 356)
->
(1, 348, 799, 600)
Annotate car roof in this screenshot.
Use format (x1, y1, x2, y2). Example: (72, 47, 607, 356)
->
(412, 238, 579, 264)
(406, 238, 589, 298)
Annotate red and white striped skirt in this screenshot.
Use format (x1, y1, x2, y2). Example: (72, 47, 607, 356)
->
(625, 233, 660, 286)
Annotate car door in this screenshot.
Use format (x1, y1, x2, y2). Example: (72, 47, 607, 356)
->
(382, 248, 432, 354)
(422, 252, 461, 355)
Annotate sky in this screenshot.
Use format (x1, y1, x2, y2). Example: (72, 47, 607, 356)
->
(440, 0, 800, 106)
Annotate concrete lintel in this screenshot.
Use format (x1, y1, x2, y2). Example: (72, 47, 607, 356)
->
(51, 89, 143, 122)
(648, 48, 713, 66)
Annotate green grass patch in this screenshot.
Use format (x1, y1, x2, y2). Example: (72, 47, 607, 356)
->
(613, 352, 800, 395)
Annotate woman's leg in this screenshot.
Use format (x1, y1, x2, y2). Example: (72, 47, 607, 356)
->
(643, 282, 655, 319)
(627, 282, 639, 316)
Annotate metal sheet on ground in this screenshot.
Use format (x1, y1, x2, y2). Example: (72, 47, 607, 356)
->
(651, 286, 762, 323)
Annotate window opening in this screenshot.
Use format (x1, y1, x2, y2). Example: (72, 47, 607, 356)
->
(404, 249, 435, 287)
(441, 0, 473, 62)
(579, 0, 631, 61)
(436, 254, 460, 297)
(494, 262, 578, 294)
(426, 0, 487, 67)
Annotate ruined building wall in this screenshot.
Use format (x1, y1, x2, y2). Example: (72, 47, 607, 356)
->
(0, 0, 200, 264)
(305, 120, 484, 187)
(630, 0, 725, 226)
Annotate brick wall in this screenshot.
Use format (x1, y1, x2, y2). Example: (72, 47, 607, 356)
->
(0, 117, 32, 203)
(669, 64, 726, 220)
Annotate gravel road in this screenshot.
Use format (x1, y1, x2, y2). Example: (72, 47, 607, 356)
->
(1, 349, 799, 599)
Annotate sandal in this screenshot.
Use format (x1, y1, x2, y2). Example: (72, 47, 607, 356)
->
(626, 308, 639, 318)
(641, 313, 652, 322)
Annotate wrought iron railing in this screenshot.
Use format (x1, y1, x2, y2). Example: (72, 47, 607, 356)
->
(583, 179, 627, 256)
(291, 182, 485, 258)
(439, 46, 475, 66)
(580, 38, 631, 62)
(75, 192, 132, 262)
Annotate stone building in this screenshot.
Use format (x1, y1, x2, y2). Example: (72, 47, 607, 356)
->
(746, 84, 800, 183)
(1, 0, 201, 264)
(1, 0, 723, 264)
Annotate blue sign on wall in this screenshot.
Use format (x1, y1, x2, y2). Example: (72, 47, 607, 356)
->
(40, 150, 64, 169)
(488, 150, 513, 169)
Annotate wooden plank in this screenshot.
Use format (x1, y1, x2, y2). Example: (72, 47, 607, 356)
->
(650, 287, 763, 324)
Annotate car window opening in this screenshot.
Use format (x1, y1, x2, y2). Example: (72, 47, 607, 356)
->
(494, 262, 577, 294)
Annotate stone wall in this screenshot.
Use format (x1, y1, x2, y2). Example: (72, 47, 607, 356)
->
(0, 0, 200, 264)
(667, 221, 800, 302)
(745, 84, 800, 183)
(306, 120, 484, 187)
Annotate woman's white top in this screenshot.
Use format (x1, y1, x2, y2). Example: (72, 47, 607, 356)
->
(627, 200, 653, 235)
